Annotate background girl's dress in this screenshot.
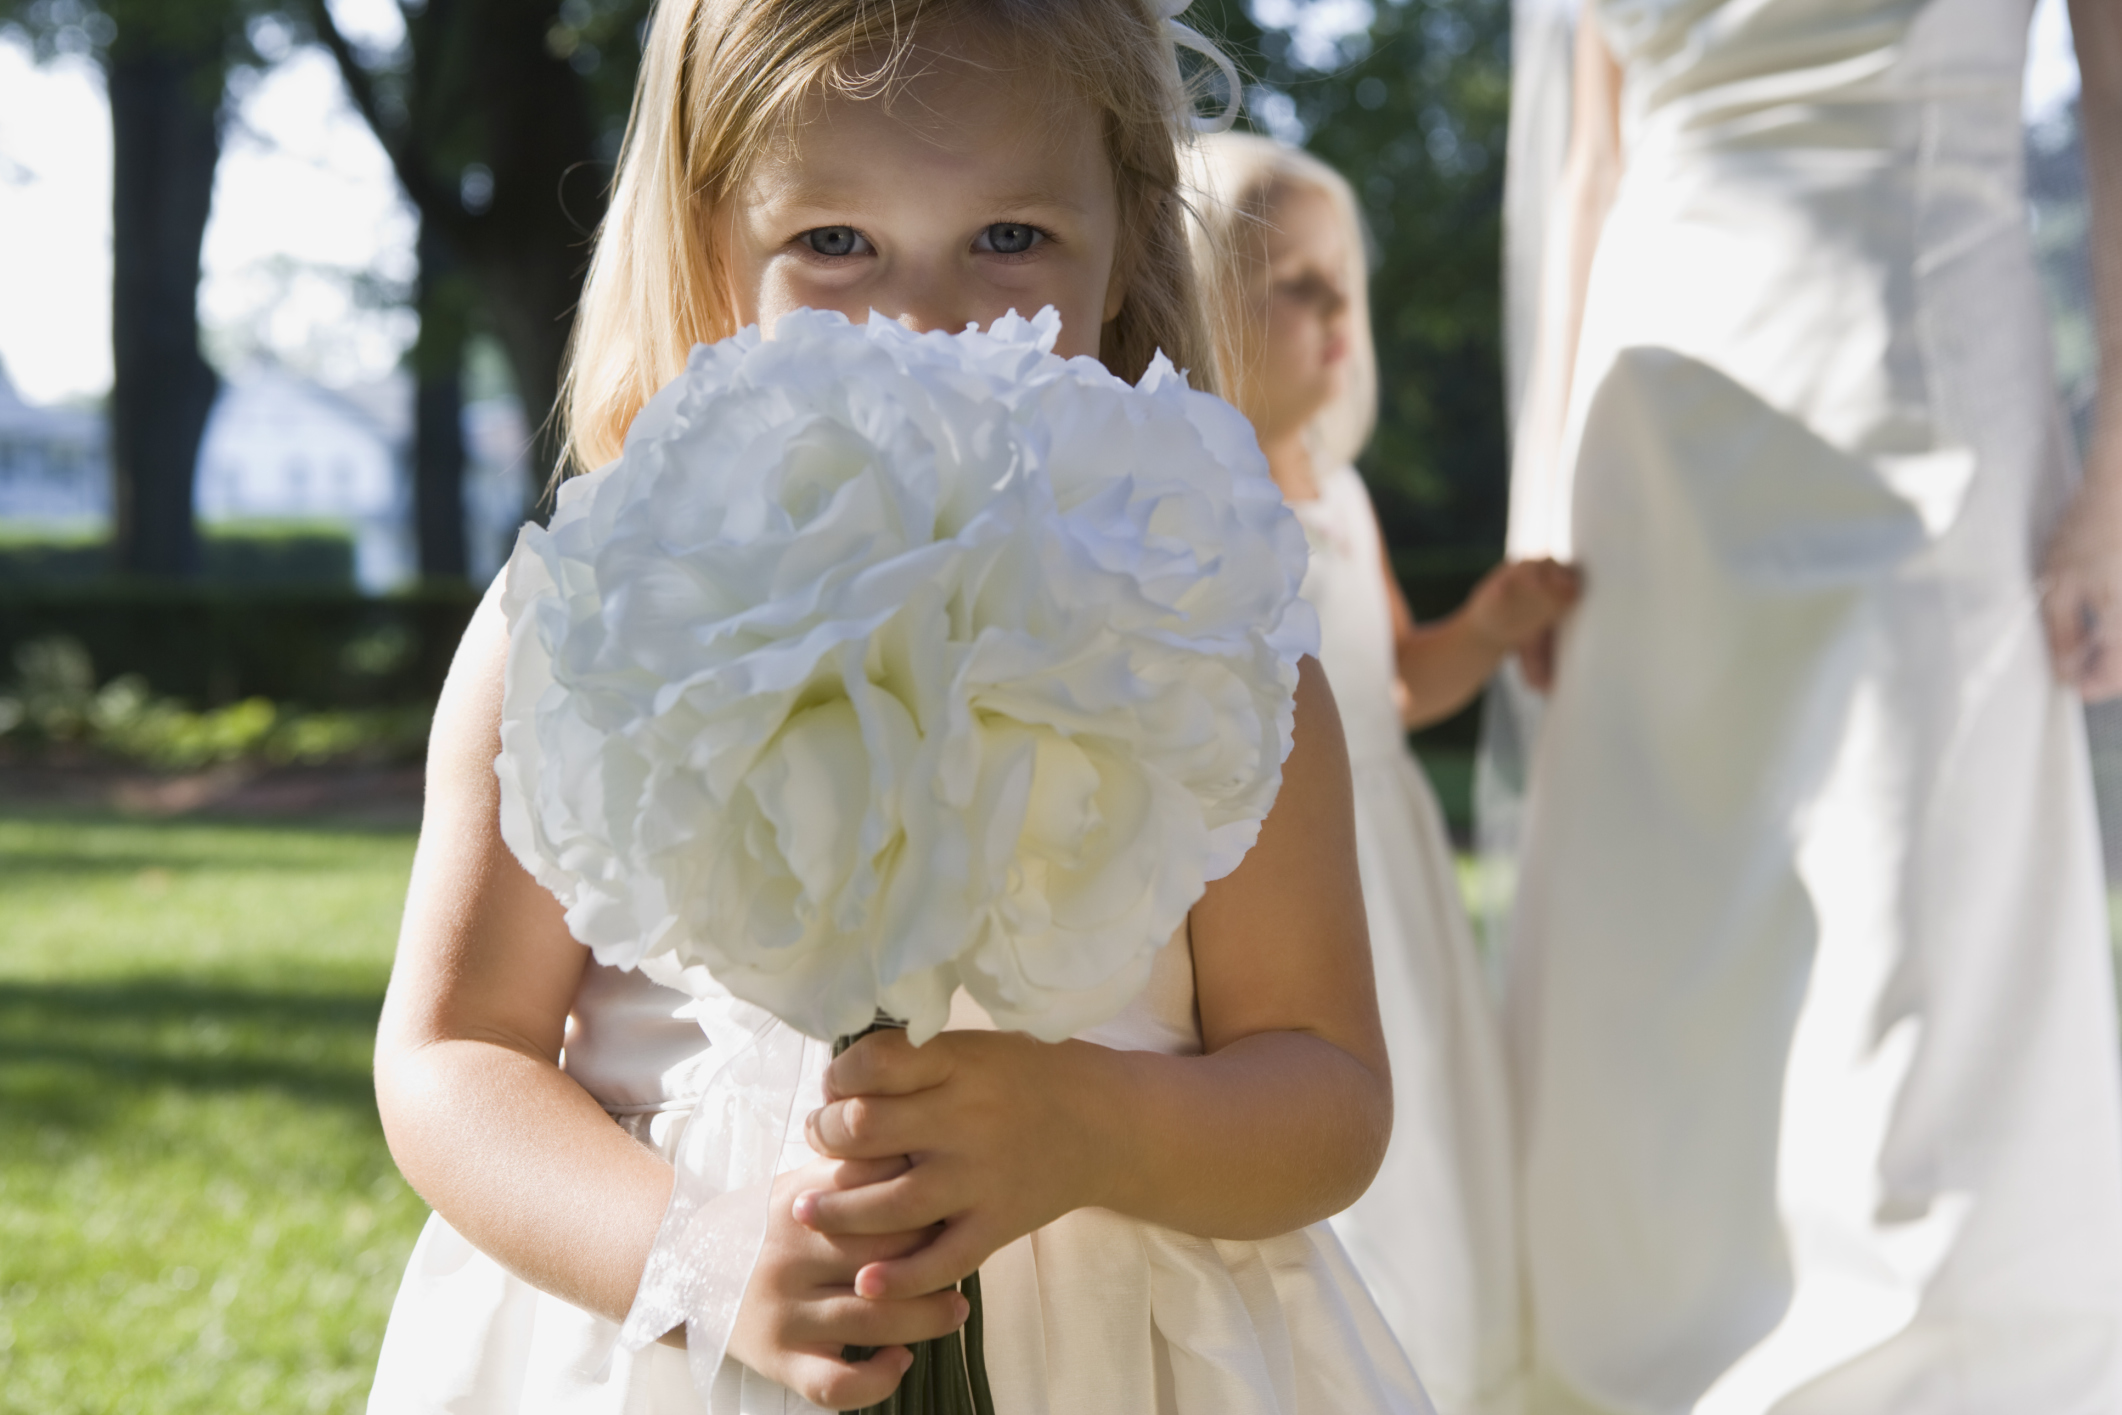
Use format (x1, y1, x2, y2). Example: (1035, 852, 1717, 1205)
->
(1300, 465, 1524, 1415)
(1504, 0, 2122, 1410)
(367, 939, 1435, 1414)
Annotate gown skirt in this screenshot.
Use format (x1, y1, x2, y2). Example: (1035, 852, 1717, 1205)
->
(1504, 0, 2122, 1410)
(1299, 466, 1525, 1415)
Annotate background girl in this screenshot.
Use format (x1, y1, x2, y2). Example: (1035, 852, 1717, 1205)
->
(366, 2, 1432, 1412)
(1190, 132, 1577, 1415)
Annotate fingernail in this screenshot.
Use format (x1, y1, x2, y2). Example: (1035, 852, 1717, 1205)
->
(953, 1293, 971, 1325)
(792, 1191, 818, 1226)
(856, 1267, 885, 1299)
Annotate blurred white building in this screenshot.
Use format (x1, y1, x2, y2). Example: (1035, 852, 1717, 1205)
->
(195, 366, 413, 590)
(1, 353, 531, 591)
(0, 358, 107, 521)
(195, 368, 531, 592)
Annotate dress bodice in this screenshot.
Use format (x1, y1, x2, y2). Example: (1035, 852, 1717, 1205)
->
(1595, 0, 2034, 155)
(1293, 465, 1407, 767)
(1507, 0, 2061, 564)
(561, 923, 1202, 1115)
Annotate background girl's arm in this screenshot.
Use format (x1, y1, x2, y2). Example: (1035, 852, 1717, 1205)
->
(797, 660, 1396, 1298)
(1385, 553, 1582, 729)
(2042, 0, 2122, 697)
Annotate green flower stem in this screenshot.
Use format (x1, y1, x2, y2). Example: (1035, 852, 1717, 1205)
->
(833, 1019, 996, 1415)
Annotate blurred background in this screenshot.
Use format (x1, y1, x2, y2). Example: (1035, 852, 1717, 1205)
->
(0, 0, 2093, 1409)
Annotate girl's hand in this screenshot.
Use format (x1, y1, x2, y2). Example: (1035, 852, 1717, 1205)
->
(796, 1028, 1108, 1302)
(726, 1155, 970, 1409)
(2043, 454, 2122, 703)
(1519, 624, 1561, 694)
(1466, 558, 1581, 655)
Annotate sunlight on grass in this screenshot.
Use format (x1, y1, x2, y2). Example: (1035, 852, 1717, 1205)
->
(0, 813, 422, 1413)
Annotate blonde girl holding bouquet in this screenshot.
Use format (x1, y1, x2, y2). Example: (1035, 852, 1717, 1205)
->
(364, 2, 1433, 1413)
(1190, 134, 1578, 1415)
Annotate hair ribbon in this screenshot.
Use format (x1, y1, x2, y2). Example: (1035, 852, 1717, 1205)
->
(1155, 0, 1243, 134)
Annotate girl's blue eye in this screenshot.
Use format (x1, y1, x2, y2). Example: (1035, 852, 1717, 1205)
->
(801, 227, 868, 257)
(977, 223, 1042, 256)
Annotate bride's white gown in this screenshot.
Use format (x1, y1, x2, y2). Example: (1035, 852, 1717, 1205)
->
(1300, 466, 1524, 1415)
(1506, 0, 2122, 1411)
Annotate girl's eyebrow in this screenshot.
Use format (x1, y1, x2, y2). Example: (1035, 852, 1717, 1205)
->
(759, 173, 1090, 221)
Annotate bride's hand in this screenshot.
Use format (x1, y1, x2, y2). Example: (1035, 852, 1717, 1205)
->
(795, 1027, 1108, 1301)
(2042, 450, 2122, 702)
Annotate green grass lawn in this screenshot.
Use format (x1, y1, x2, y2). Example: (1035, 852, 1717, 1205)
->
(0, 811, 424, 1413)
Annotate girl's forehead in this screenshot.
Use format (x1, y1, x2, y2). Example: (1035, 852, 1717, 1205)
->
(1260, 183, 1347, 257)
(751, 45, 1110, 201)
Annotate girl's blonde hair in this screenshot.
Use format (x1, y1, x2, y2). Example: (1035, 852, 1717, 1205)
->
(563, 0, 1220, 474)
(1188, 132, 1377, 470)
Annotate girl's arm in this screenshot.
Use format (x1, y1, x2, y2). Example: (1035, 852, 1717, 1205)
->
(1386, 555, 1582, 730)
(376, 592, 962, 1409)
(374, 594, 674, 1323)
(2042, 0, 2122, 698)
(795, 659, 1395, 1300)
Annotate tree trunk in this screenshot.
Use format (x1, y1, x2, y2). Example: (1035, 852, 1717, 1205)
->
(309, 0, 615, 524)
(446, 0, 601, 520)
(107, 43, 221, 580)
(412, 219, 470, 580)
(475, 250, 577, 517)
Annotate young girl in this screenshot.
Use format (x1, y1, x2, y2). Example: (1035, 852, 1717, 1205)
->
(366, 3, 1431, 1412)
(1190, 133, 1578, 1415)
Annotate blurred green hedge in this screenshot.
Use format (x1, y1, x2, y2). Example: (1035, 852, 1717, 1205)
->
(0, 586, 477, 710)
(0, 525, 360, 590)
(0, 562, 1492, 777)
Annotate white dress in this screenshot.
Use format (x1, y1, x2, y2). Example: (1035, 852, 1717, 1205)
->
(1300, 467, 1525, 1415)
(1505, 1, 2122, 1411)
(366, 927, 1435, 1413)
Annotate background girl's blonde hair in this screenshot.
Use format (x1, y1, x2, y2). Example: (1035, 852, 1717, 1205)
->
(563, 0, 1219, 474)
(1188, 131, 1378, 471)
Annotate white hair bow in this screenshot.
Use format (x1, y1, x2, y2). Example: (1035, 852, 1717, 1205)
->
(1154, 0, 1242, 133)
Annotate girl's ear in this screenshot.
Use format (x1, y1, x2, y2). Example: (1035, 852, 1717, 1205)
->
(1102, 260, 1128, 325)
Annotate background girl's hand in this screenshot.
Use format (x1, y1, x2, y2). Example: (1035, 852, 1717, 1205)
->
(795, 1028, 1108, 1303)
(1466, 558, 1581, 655)
(1519, 624, 1561, 694)
(726, 1156, 969, 1409)
(2043, 466, 2122, 702)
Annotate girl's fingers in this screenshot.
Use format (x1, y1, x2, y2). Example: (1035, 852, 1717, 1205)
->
(1520, 627, 1558, 693)
(850, 1220, 992, 1300)
(2042, 580, 2090, 685)
(778, 1344, 913, 1413)
(807, 1089, 941, 1160)
(796, 1170, 955, 1235)
(825, 1027, 954, 1101)
(818, 1155, 912, 1190)
(784, 1221, 939, 1277)
(785, 1287, 970, 1349)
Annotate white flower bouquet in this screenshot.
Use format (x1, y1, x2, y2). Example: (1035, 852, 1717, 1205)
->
(493, 307, 1315, 1409)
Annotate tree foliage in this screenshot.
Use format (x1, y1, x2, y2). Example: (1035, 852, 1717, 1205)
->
(1, 0, 285, 580)
(1193, 0, 1513, 574)
(4, 0, 1514, 575)
(295, 0, 655, 508)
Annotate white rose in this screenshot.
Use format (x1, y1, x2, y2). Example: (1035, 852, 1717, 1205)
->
(496, 307, 1316, 1044)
